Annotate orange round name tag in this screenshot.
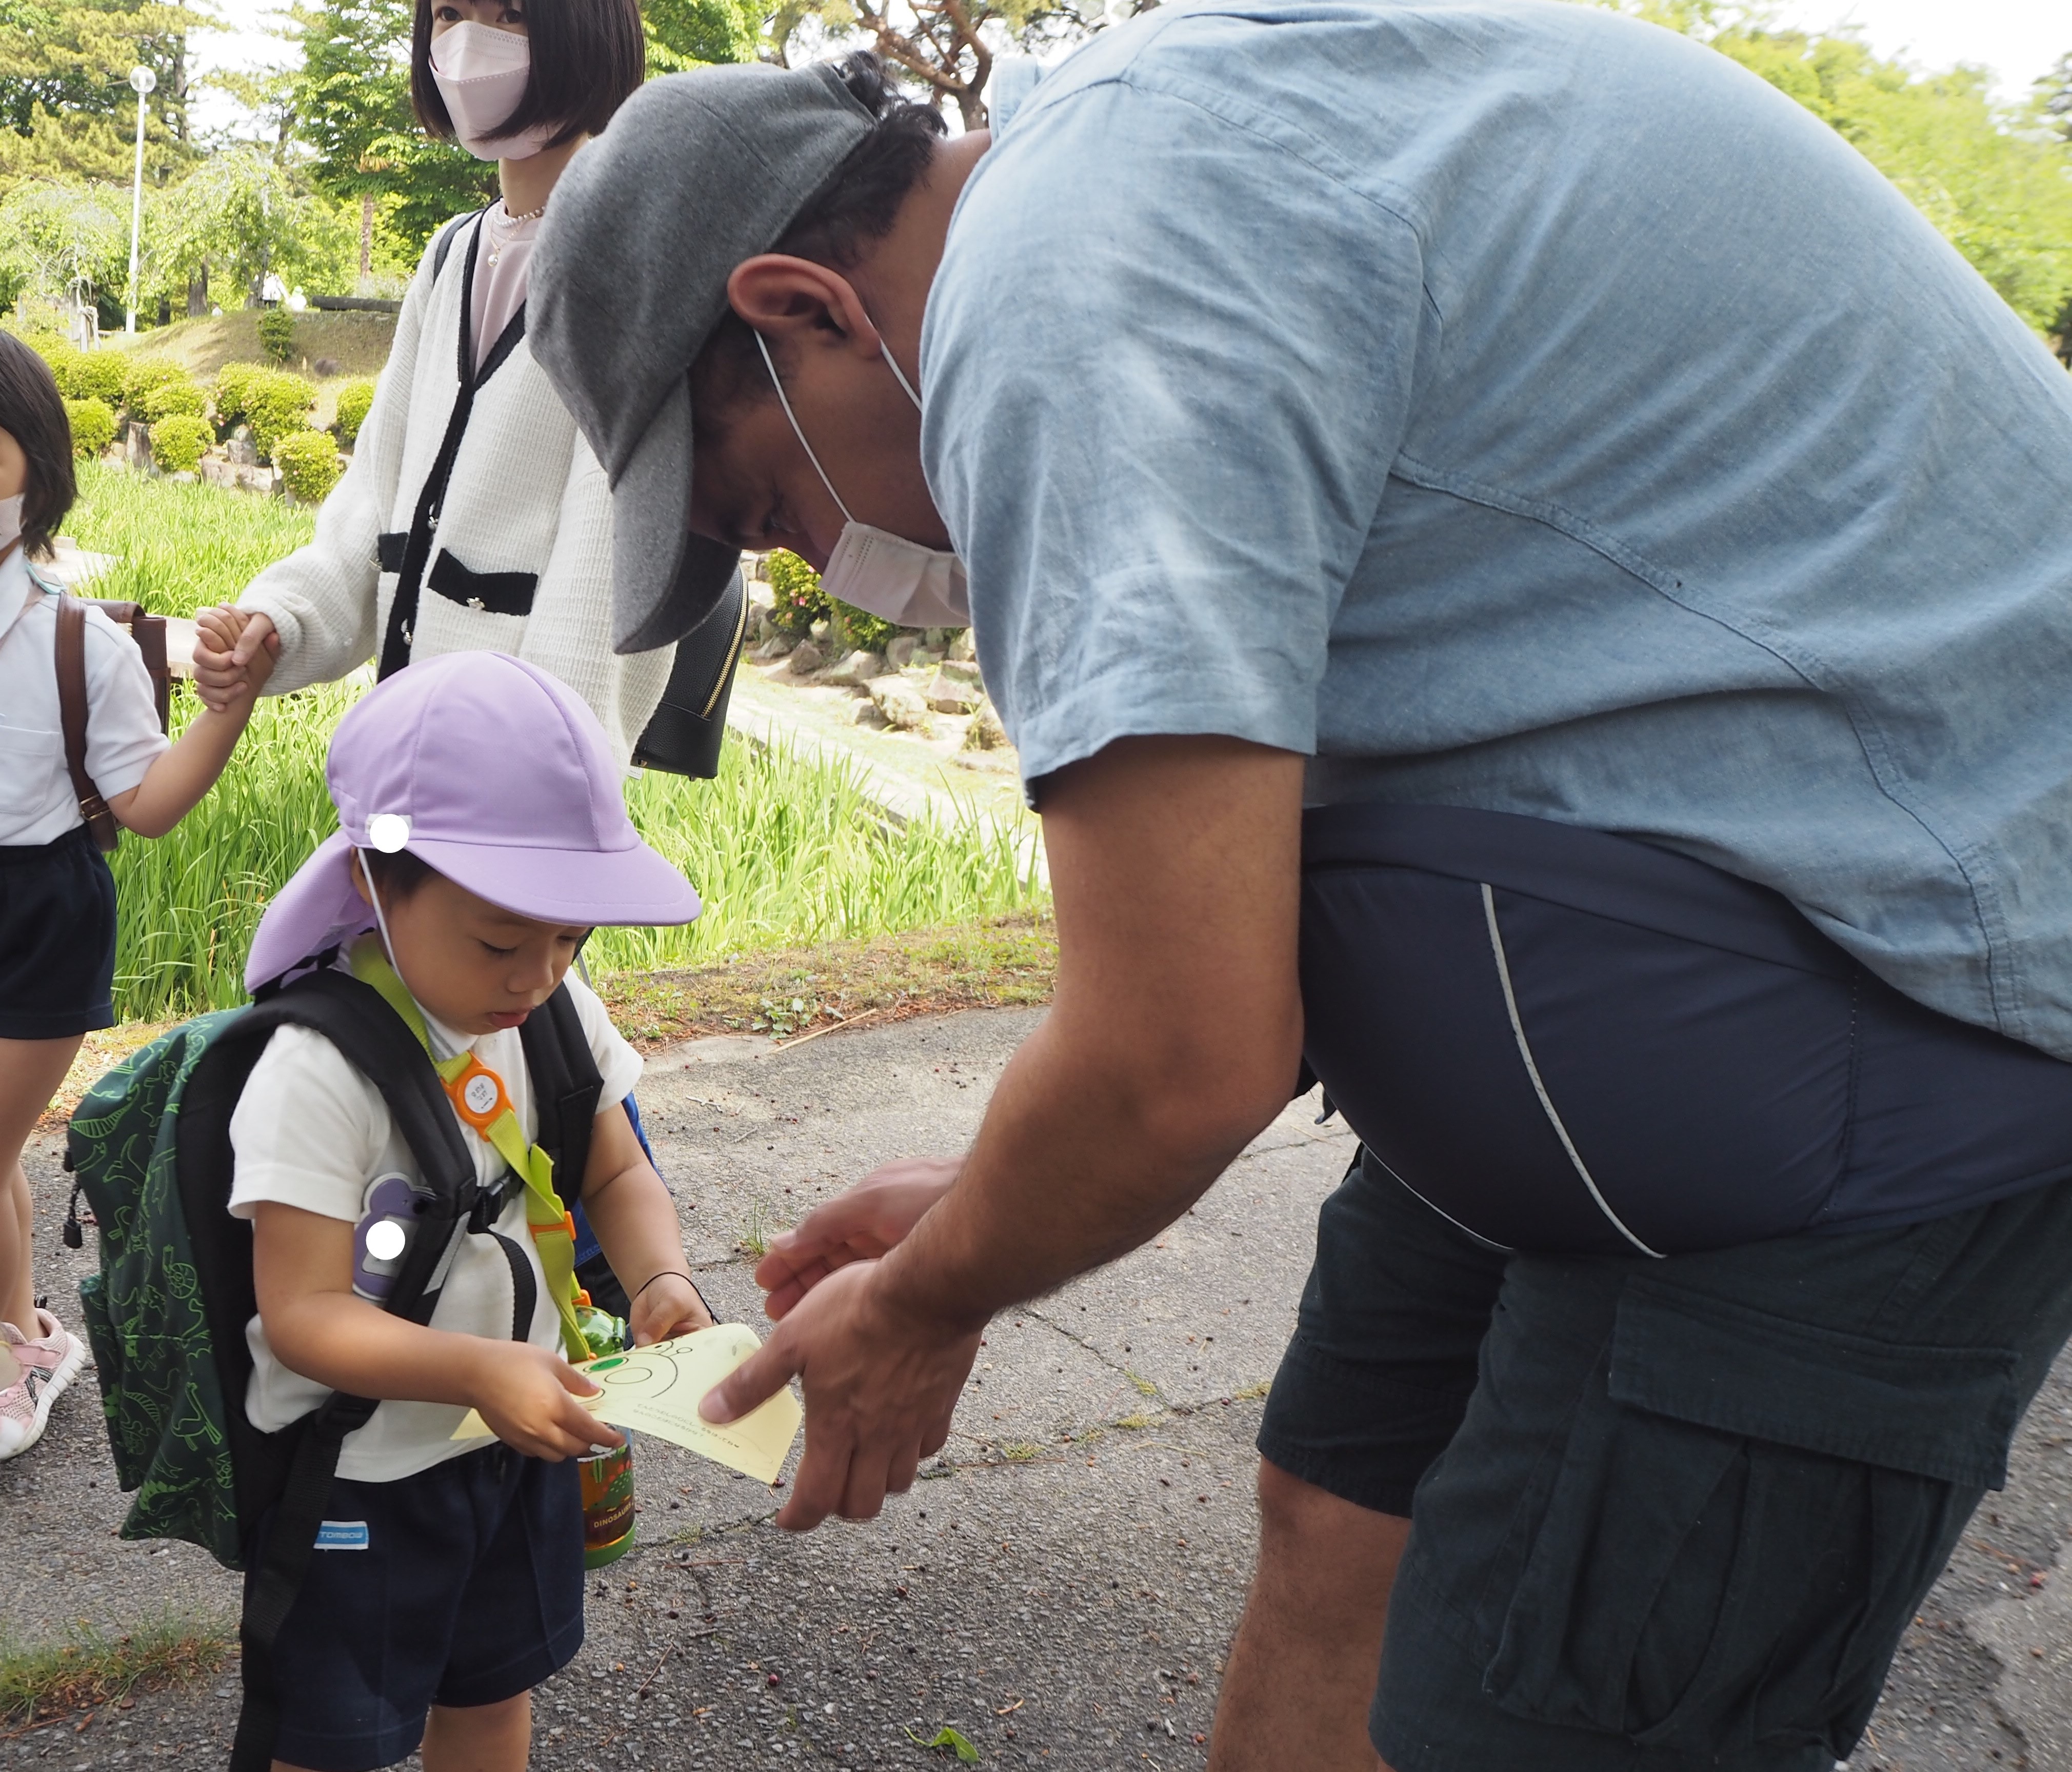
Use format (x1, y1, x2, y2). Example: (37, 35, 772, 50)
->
(447, 1056, 510, 1133)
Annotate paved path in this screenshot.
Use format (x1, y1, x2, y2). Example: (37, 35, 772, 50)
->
(9, 1008, 2069, 1768)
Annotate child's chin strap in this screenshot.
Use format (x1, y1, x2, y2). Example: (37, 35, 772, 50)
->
(348, 926, 593, 1362)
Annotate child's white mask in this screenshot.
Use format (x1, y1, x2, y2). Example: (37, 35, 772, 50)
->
(429, 23, 555, 162)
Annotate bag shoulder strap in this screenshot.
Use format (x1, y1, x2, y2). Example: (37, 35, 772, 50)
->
(430, 209, 478, 282)
(519, 981, 605, 1216)
(54, 594, 119, 852)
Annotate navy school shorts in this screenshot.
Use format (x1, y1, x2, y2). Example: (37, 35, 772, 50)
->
(246, 1443, 582, 1772)
(0, 825, 117, 1040)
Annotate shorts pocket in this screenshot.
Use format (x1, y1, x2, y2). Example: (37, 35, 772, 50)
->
(1480, 1281, 2018, 1757)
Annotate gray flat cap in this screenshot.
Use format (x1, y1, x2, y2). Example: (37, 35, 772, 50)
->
(531, 62, 874, 654)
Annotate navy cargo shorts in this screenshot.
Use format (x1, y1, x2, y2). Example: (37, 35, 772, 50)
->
(1262, 803, 2072, 1770)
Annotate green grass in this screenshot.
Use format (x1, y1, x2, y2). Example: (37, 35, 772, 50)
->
(111, 683, 1046, 1025)
(66, 461, 318, 618)
(0, 1611, 234, 1723)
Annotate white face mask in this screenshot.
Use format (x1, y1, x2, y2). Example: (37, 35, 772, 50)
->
(755, 331, 970, 631)
(0, 492, 23, 556)
(429, 23, 555, 162)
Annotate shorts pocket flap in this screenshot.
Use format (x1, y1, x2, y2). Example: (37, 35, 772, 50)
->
(1609, 1280, 2018, 1489)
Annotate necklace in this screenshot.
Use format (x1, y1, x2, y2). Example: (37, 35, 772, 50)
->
(486, 201, 545, 268)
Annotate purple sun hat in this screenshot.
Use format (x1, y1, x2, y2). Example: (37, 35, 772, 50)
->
(246, 651, 700, 991)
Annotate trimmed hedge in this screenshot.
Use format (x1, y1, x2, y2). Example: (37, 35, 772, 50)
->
(43, 345, 124, 406)
(213, 360, 260, 425)
(140, 377, 208, 423)
(121, 356, 191, 413)
(258, 306, 295, 364)
(149, 413, 212, 475)
(766, 548, 827, 635)
(333, 377, 376, 447)
(65, 396, 116, 459)
(273, 428, 343, 503)
(215, 365, 315, 457)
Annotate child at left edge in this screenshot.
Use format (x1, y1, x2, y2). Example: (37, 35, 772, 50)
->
(0, 331, 272, 1463)
(231, 648, 712, 1772)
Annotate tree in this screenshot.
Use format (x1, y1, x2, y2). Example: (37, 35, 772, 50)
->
(154, 144, 356, 310)
(288, 0, 493, 267)
(645, 0, 762, 72)
(0, 174, 125, 327)
(0, 0, 204, 183)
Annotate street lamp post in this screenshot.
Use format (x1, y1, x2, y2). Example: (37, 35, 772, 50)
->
(124, 65, 155, 336)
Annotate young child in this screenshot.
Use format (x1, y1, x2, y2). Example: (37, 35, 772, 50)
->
(0, 332, 272, 1461)
(231, 648, 711, 1772)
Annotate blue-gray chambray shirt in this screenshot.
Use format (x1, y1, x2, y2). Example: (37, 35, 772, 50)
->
(920, 0, 2072, 1061)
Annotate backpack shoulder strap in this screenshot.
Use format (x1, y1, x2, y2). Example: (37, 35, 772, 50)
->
(54, 594, 119, 852)
(431, 209, 479, 282)
(519, 981, 604, 1209)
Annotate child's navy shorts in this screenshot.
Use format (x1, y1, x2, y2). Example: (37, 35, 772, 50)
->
(0, 825, 116, 1039)
(247, 1443, 583, 1772)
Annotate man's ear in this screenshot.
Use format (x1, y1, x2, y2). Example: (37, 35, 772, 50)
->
(727, 254, 884, 360)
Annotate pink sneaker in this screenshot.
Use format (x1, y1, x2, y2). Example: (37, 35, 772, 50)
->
(0, 1309, 86, 1461)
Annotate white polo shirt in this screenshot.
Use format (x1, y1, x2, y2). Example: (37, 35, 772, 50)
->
(0, 549, 167, 846)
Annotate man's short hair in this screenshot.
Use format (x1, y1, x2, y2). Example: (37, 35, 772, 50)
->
(691, 52, 947, 433)
(410, 0, 645, 152)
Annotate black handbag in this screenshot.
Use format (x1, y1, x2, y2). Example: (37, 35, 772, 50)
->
(631, 566, 748, 779)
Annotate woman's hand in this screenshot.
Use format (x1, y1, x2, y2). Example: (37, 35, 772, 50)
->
(464, 1339, 623, 1461)
(753, 1155, 964, 1320)
(627, 1272, 715, 1347)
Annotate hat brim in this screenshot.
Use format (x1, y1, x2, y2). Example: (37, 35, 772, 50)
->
(611, 379, 744, 655)
(245, 831, 375, 991)
(406, 833, 702, 931)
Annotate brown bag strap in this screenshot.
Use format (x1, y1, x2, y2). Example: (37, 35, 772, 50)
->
(54, 593, 120, 853)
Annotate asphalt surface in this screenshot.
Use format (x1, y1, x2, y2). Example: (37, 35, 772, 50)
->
(6, 1006, 2069, 1769)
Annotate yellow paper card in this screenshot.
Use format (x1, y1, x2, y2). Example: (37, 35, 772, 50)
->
(451, 1322, 801, 1485)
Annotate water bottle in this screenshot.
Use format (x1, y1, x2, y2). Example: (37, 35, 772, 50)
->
(574, 1298, 636, 1569)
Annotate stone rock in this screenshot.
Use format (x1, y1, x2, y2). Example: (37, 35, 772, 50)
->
(750, 632, 798, 662)
(868, 674, 935, 735)
(227, 428, 258, 467)
(947, 628, 977, 663)
(908, 647, 944, 673)
(312, 356, 341, 378)
(787, 639, 824, 675)
(808, 617, 832, 645)
(938, 658, 982, 688)
(885, 634, 921, 670)
(964, 701, 1009, 751)
(125, 424, 152, 473)
(924, 670, 981, 715)
(822, 649, 886, 687)
(852, 700, 889, 729)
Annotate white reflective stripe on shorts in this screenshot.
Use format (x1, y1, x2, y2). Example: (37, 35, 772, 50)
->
(1480, 882, 1665, 1260)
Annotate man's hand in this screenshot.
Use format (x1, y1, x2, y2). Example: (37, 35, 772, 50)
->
(701, 1259, 982, 1529)
(754, 1156, 963, 1320)
(190, 607, 278, 712)
(628, 1272, 715, 1347)
(705, 735, 1305, 1534)
(465, 1340, 623, 1461)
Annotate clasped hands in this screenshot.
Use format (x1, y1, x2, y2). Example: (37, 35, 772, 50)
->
(189, 607, 281, 712)
(699, 1156, 974, 1531)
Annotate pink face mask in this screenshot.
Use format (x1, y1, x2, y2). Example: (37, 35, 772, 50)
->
(429, 22, 556, 161)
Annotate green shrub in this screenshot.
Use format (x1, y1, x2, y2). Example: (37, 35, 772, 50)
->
(257, 306, 295, 364)
(43, 344, 124, 405)
(272, 427, 342, 503)
(830, 601, 898, 655)
(765, 548, 828, 635)
(213, 360, 259, 426)
(140, 377, 208, 423)
(149, 413, 212, 475)
(244, 370, 316, 457)
(332, 377, 376, 447)
(120, 356, 189, 414)
(65, 396, 116, 459)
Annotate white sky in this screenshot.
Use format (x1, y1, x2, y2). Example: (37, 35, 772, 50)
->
(184, 0, 2072, 140)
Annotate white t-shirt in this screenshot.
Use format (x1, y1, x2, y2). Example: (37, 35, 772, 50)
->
(229, 967, 643, 1482)
(0, 551, 168, 846)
